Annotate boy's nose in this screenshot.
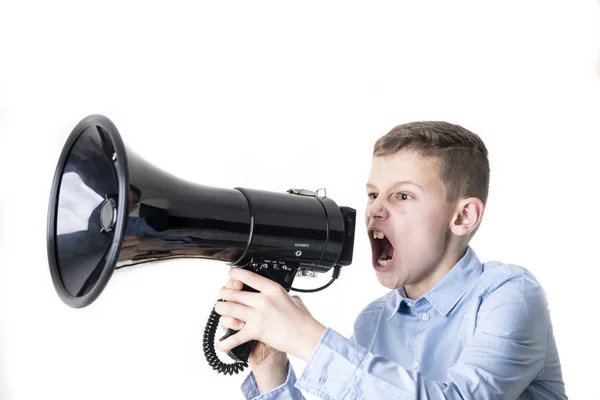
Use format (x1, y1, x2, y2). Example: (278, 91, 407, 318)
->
(367, 201, 387, 220)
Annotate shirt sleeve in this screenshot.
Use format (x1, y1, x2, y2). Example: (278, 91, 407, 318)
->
(293, 275, 559, 399)
(240, 359, 306, 400)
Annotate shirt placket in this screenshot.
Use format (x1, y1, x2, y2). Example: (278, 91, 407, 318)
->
(411, 299, 433, 372)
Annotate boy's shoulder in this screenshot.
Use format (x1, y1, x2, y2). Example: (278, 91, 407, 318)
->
(477, 258, 546, 298)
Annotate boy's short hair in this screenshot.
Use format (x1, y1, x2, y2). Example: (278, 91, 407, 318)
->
(373, 121, 490, 206)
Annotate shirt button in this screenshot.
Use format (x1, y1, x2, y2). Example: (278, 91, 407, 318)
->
(412, 360, 419, 369)
(421, 313, 430, 321)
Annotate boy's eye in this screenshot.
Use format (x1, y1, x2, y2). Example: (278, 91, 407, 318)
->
(368, 193, 378, 199)
(398, 193, 412, 200)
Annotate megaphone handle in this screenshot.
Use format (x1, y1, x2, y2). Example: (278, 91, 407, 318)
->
(219, 264, 298, 363)
(221, 328, 256, 363)
(221, 281, 259, 363)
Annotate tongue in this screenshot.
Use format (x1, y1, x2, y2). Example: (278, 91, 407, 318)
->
(379, 248, 392, 261)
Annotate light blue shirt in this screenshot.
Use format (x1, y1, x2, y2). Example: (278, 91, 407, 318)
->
(240, 246, 567, 399)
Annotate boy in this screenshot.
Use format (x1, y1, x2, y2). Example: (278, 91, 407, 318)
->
(215, 121, 567, 399)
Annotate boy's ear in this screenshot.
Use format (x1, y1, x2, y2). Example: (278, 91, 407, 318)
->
(450, 197, 484, 236)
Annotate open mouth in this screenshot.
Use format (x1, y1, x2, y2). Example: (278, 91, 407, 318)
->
(369, 230, 395, 270)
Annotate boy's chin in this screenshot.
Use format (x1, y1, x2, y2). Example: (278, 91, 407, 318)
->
(375, 273, 403, 290)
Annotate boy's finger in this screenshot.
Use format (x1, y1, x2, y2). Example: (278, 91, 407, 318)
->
(224, 279, 243, 290)
(219, 316, 246, 331)
(229, 268, 278, 294)
(217, 329, 253, 353)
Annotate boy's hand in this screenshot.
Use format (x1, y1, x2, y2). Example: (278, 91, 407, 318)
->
(218, 278, 286, 369)
(215, 268, 326, 362)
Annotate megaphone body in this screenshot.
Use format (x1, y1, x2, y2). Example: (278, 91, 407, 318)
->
(47, 114, 356, 374)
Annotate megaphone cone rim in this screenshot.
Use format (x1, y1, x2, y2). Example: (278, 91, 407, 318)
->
(47, 114, 129, 308)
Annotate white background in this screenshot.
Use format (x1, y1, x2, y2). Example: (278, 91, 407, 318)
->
(1, 1, 599, 399)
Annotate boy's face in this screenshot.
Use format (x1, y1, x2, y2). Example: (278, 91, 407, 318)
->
(365, 149, 458, 290)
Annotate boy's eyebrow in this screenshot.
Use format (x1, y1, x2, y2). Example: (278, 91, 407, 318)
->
(366, 181, 424, 191)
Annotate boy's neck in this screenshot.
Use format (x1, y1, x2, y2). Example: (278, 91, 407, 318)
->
(404, 245, 469, 300)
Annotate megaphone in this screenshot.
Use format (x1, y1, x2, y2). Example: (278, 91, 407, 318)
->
(47, 114, 357, 375)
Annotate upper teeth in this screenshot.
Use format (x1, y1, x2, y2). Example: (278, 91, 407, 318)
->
(373, 231, 385, 239)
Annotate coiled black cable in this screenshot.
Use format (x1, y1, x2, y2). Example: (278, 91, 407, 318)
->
(202, 299, 248, 375)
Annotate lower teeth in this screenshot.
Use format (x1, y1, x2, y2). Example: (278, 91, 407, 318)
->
(377, 259, 390, 266)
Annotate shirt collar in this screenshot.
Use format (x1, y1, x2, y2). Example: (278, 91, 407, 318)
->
(386, 246, 483, 320)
